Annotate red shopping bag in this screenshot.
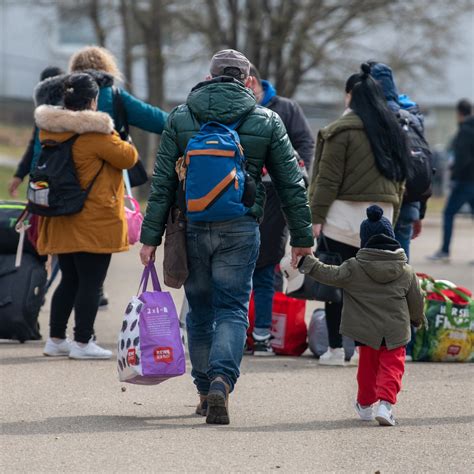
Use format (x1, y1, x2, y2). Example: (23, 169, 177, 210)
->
(247, 292, 307, 356)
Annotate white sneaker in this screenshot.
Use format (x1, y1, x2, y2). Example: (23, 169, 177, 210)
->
(427, 250, 450, 263)
(350, 348, 359, 366)
(319, 348, 345, 366)
(375, 401, 396, 426)
(405, 355, 413, 362)
(69, 340, 112, 360)
(43, 338, 72, 357)
(354, 401, 375, 421)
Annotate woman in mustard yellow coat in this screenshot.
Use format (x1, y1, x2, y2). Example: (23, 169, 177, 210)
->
(36, 73, 138, 360)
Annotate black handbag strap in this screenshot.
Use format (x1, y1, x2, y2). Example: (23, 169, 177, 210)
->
(317, 233, 330, 252)
(316, 233, 343, 265)
(113, 87, 129, 136)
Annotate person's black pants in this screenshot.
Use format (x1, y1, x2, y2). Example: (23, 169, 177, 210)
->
(324, 236, 358, 349)
(50, 252, 111, 343)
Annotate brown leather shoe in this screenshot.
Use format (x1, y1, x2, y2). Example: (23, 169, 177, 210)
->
(195, 394, 208, 417)
(206, 376, 230, 425)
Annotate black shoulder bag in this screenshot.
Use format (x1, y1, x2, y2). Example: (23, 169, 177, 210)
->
(287, 234, 343, 303)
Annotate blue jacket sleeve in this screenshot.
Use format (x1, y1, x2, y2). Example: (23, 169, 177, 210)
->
(119, 89, 168, 134)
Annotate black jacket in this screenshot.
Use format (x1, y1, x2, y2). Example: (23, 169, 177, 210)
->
(266, 95, 315, 169)
(452, 116, 474, 183)
(14, 128, 36, 180)
(256, 95, 315, 268)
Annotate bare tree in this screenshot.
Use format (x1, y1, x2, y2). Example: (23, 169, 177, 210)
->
(118, 0, 134, 93)
(129, 0, 170, 108)
(175, 0, 473, 97)
(88, 0, 107, 46)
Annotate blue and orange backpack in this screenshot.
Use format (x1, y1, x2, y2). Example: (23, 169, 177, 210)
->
(178, 120, 256, 222)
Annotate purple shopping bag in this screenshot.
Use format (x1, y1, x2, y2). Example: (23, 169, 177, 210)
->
(117, 262, 186, 385)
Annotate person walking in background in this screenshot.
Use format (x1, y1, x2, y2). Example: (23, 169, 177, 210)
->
(8, 66, 64, 198)
(369, 62, 432, 260)
(309, 63, 408, 366)
(140, 49, 313, 424)
(298, 205, 425, 426)
(38, 73, 138, 359)
(246, 64, 315, 355)
(429, 99, 474, 262)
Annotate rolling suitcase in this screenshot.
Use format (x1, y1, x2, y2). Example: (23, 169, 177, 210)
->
(0, 253, 46, 342)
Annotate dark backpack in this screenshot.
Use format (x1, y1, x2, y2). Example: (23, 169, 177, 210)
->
(398, 109, 434, 203)
(27, 135, 103, 217)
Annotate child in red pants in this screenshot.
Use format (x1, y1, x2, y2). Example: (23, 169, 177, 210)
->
(298, 205, 425, 425)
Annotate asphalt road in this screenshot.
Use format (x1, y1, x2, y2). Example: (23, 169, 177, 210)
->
(1, 215, 473, 473)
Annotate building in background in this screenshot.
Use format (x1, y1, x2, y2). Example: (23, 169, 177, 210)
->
(1, 0, 473, 152)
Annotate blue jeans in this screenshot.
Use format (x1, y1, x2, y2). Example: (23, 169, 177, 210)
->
(252, 264, 275, 335)
(442, 181, 474, 254)
(184, 216, 260, 394)
(394, 202, 420, 262)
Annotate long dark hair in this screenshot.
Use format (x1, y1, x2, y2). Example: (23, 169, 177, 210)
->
(63, 73, 99, 111)
(345, 63, 410, 182)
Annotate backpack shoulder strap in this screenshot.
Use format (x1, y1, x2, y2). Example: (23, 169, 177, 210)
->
(40, 134, 79, 147)
(197, 106, 256, 133)
(85, 161, 105, 195)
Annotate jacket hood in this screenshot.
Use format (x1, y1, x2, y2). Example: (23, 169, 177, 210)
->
(371, 63, 399, 105)
(356, 246, 407, 284)
(187, 76, 256, 124)
(35, 105, 114, 135)
(81, 69, 115, 88)
(34, 74, 67, 107)
(320, 111, 364, 139)
(261, 80, 277, 106)
(34, 70, 114, 107)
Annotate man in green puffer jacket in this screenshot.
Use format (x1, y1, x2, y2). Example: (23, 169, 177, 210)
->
(140, 50, 313, 425)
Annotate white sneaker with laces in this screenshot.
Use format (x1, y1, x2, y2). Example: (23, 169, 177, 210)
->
(69, 340, 112, 360)
(318, 347, 345, 366)
(375, 401, 396, 426)
(354, 401, 375, 421)
(43, 338, 72, 357)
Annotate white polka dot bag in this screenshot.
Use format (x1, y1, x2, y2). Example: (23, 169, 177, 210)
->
(117, 262, 186, 384)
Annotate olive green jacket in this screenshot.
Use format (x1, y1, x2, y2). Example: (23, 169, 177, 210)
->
(309, 112, 405, 225)
(300, 249, 425, 350)
(141, 78, 313, 247)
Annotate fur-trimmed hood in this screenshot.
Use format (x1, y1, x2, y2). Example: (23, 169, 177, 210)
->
(34, 70, 115, 106)
(35, 105, 115, 135)
(34, 74, 67, 107)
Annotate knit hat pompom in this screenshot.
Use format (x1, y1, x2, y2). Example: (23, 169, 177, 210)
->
(366, 205, 384, 222)
(360, 205, 395, 248)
